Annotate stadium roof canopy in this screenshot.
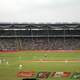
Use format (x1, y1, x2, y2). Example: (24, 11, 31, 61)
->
(0, 23, 80, 30)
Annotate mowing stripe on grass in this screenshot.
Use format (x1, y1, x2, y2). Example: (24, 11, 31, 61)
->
(21, 60, 80, 62)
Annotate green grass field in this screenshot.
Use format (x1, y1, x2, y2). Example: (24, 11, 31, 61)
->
(0, 51, 80, 80)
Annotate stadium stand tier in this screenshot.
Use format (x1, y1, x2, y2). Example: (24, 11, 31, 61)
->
(0, 23, 80, 50)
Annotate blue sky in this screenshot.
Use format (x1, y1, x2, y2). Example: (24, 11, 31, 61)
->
(0, 0, 80, 23)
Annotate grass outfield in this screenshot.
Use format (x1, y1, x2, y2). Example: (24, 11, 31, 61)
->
(0, 51, 80, 80)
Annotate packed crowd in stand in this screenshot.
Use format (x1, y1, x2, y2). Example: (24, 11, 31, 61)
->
(0, 38, 17, 50)
(0, 37, 80, 50)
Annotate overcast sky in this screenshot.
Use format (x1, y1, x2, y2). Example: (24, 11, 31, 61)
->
(0, 0, 80, 23)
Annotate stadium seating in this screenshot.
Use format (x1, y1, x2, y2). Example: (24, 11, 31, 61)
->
(0, 23, 80, 50)
(0, 37, 80, 50)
